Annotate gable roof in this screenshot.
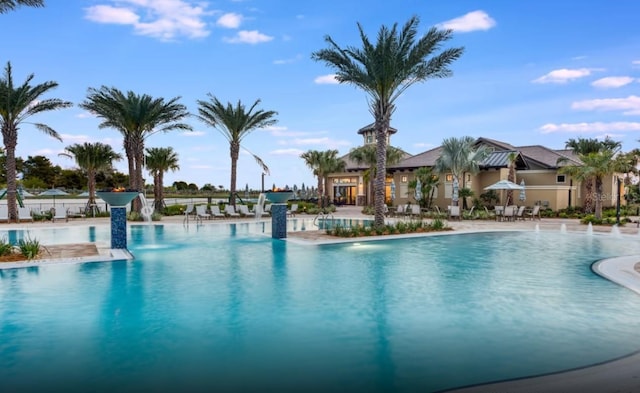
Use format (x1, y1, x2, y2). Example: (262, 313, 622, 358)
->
(517, 145, 582, 168)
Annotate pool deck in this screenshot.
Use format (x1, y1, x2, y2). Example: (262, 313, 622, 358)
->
(1, 206, 640, 392)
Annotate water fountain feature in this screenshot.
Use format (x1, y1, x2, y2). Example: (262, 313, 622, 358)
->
(255, 193, 266, 220)
(534, 224, 540, 233)
(96, 190, 140, 249)
(611, 224, 621, 238)
(265, 190, 294, 239)
(586, 222, 593, 236)
(139, 193, 153, 223)
(560, 223, 567, 234)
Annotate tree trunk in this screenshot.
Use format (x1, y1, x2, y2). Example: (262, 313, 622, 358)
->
(316, 174, 323, 208)
(3, 127, 18, 222)
(584, 178, 594, 213)
(594, 177, 603, 220)
(154, 172, 164, 213)
(230, 141, 239, 207)
(88, 169, 96, 214)
(374, 118, 389, 228)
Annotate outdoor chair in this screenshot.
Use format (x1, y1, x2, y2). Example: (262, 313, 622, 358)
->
(525, 205, 541, 220)
(0, 206, 8, 222)
(393, 205, 404, 217)
(287, 204, 298, 217)
(410, 204, 421, 218)
(184, 204, 194, 221)
(18, 207, 33, 222)
(503, 205, 516, 222)
(448, 205, 461, 220)
(51, 207, 68, 223)
(237, 205, 251, 217)
(224, 205, 241, 218)
(264, 204, 272, 216)
(515, 206, 526, 220)
(195, 205, 211, 220)
(210, 205, 225, 219)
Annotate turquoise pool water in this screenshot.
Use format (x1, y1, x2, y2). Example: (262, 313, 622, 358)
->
(2, 224, 640, 392)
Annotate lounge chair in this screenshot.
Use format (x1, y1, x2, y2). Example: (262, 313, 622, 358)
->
(195, 205, 211, 220)
(448, 205, 461, 220)
(287, 204, 298, 217)
(224, 205, 240, 218)
(237, 205, 251, 217)
(210, 205, 226, 219)
(515, 206, 526, 221)
(18, 207, 33, 222)
(51, 207, 67, 222)
(525, 205, 541, 220)
(184, 204, 194, 221)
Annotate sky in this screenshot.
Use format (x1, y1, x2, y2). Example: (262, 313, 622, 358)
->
(2, 0, 640, 190)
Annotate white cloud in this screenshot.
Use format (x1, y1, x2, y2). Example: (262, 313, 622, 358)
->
(314, 74, 339, 84)
(270, 148, 305, 156)
(289, 137, 350, 147)
(32, 148, 60, 155)
(594, 133, 624, 140)
(273, 54, 302, 65)
(591, 76, 635, 89)
(539, 121, 640, 134)
(60, 134, 92, 143)
(572, 55, 587, 61)
(216, 12, 242, 28)
(532, 68, 596, 84)
(223, 30, 273, 44)
(413, 142, 434, 149)
(75, 111, 95, 119)
(436, 10, 496, 33)
(633, 60, 640, 65)
(84, 0, 210, 41)
(571, 95, 640, 115)
(181, 130, 206, 137)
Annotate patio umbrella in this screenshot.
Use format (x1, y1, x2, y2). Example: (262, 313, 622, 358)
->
(415, 179, 422, 201)
(519, 179, 526, 202)
(77, 191, 90, 197)
(390, 180, 396, 201)
(39, 188, 69, 207)
(484, 180, 523, 207)
(452, 177, 459, 205)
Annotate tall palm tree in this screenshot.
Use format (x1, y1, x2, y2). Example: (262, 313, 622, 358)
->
(0, 0, 44, 13)
(146, 147, 179, 213)
(505, 152, 518, 206)
(434, 136, 491, 206)
(60, 142, 122, 213)
(563, 137, 621, 213)
(0, 62, 72, 221)
(196, 95, 277, 207)
(560, 150, 617, 219)
(80, 87, 191, 210)
(300, 149, 345, 207)
(349, 144, 404, 205)
(312, 16, 464, 227)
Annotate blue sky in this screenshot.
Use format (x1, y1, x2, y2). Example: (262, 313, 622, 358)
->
(2, 1, 640, 190)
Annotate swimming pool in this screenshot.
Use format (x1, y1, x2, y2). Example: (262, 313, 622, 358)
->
(1, 224, 640, 392)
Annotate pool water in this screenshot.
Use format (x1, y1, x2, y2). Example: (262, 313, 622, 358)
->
(2, 224, 640, 392)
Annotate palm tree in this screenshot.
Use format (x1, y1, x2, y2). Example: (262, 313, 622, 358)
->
(505, 152, 518, 206)
(560, 150, 617, 219)
(408, 166, 439, 208)
(0, 0, 44, 13)
(60, 142, 122, 214)
(146, 147, 179, 213)
(300, 149, 345, 207)
(564, 137, 621, 213)
(79, 87, 191, 210)
(196, 95, 277, 207)
(312, 16, 464, 227)
(434, 136, 491, 206)
(349, 144, 404, 205)
(0, 62, 72, 221)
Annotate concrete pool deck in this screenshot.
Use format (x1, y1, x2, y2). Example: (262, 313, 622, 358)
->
(1, 206, 640, 392)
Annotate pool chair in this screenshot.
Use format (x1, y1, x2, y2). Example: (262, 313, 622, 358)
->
(515, 205, 526, 221)
(525, 205, 541, 220)
(51, 207, 68, 223)
(287, 204, 298, 217)
(183, 204, 194, 222)
(18, 207, 33, 222)
(0, 206, 8, 222)
(264, 204, 272, 216)
(237, 205, 251, 217)
(210, 205, 225, 219)
(448, 205, 461, 220)
(195, 205, 211, 221)
(224, 205, 241, 218)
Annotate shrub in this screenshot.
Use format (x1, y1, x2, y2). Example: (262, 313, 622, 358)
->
(0, 237, 13, 256)
(164, 204, 184, 216)
(18, 236, 40, 259)
(430, 218, 446, 230)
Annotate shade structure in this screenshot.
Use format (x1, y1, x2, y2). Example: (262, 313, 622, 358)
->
(77, 191, 90, 197)
(483, 180, 524, 191)
(452, 177, 459, 204)
(415, 179, 422, 201)
(390, 180, 396, 201)
(519, 179, 526, 202)
(39, 188, 69, 207)
(0, 188, 34, 198)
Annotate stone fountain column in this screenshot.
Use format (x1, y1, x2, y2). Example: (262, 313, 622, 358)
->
(97, 191, 139, 249)
(265, 191, 294, 239)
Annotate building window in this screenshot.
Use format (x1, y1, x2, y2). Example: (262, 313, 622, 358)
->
(401, 175, 408, 183)
(445, 174, 453, 182)
(366, 135, 373, 144)
(556, 175, 566, 183)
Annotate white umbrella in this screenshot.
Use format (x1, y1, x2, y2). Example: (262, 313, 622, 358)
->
(77, 191, 90, 197)
(484, 180, 523, 208)
(390, 180, 396, 201)
(519, 179, 526, 202)
(452, 177, 459, 205)
(39, 188, 69, 207)
(415, 179, 422, 201)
